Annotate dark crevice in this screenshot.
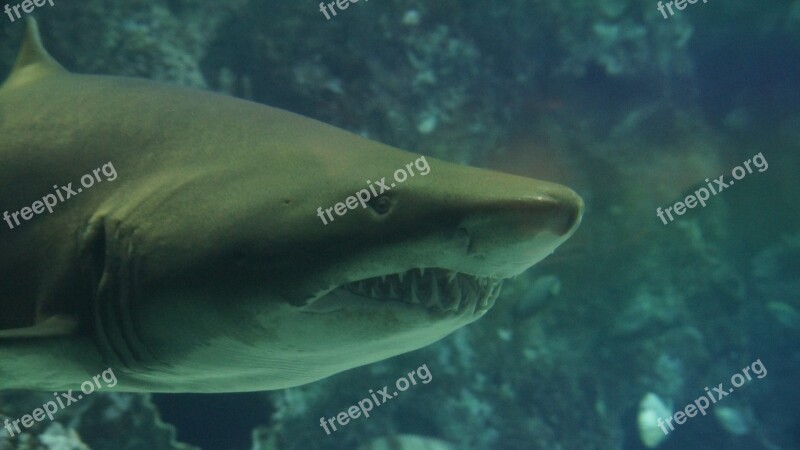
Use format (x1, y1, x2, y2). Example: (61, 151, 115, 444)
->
(151, 393, 273, 450)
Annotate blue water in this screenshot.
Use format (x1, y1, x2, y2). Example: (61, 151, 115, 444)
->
(1, 1, 798, 449)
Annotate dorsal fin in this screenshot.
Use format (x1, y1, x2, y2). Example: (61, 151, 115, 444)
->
(0, 16, 67, 92)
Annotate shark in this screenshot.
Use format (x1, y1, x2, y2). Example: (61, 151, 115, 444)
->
(0, 18, 583, 393)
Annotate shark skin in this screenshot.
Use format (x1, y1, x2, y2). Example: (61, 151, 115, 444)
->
(0, 18, 583, 393)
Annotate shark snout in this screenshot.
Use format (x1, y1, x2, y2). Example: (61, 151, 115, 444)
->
(536, 185, 584, 236)
(452, 182, 583, 278)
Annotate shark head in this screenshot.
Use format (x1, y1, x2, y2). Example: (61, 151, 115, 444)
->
(285, 147, 583, 373)
(291, 148, 583, 318)
(90, 106, 583, 391)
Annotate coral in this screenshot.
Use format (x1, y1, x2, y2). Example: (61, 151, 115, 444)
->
(29, 422, 90, 450)
(0, 392, 193, 450)
(0, 0, 247, 87)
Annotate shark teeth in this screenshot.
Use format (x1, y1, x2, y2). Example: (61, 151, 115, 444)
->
(342, 268, 502, 315)
(388, 280, 400, 299)
(443, 279, 461, 312)
(409, 274, 420, 304)
(427, 275, 439, 309)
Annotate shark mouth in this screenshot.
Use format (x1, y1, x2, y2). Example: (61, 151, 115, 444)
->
(342, 268, 503, 315)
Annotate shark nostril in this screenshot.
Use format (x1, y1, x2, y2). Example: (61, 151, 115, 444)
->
(456, 227, 475, 254)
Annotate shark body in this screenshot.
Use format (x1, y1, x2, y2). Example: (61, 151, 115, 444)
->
(0, 19, 583, 392)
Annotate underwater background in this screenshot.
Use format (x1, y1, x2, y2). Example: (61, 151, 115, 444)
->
(1, 0, 798, 449)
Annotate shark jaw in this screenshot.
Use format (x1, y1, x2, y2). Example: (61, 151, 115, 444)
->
(294, 188, 584, 325)
(301, 268, 504, 317)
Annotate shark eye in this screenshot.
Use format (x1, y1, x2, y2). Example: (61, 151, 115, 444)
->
(368, 195, 392, 215)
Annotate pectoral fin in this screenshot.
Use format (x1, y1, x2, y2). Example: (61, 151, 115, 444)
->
(0, 315, 78, 339)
